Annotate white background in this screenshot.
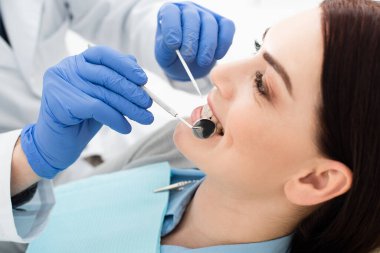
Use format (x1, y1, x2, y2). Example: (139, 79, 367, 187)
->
(67, 0, 322, 62)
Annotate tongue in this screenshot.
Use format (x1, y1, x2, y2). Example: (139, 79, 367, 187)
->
(191, 106, 203, 124)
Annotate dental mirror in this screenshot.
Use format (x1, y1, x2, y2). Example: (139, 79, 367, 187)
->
(192, 118, 217, 139)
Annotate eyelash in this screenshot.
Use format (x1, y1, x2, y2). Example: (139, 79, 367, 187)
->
(253, 40, 269, 98)
(255, 71, 269, 97)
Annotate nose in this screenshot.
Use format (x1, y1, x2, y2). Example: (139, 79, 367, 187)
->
(209, 60, 246, 100)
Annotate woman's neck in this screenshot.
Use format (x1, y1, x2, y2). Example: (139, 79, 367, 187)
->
(161, 177, 300, 248)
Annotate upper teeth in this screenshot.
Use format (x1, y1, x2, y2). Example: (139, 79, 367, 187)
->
(201, 104, 213, 119)
(201, 104, 224, 135)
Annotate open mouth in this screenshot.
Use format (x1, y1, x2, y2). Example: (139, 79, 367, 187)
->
(199, 104, 224, 136)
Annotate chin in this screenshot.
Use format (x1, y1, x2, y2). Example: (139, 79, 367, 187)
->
(173, 122, 204, 168)
(173, 120, 223, 170)
(173, 121, 194, 157)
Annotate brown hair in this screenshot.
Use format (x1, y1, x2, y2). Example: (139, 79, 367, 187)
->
(290, 1, 380, 252)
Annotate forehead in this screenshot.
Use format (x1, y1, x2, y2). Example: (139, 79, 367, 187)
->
(263, 8, 324, 100)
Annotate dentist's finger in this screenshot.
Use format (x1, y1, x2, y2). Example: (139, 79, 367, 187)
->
(215, 18, 235, 59)
(179, 4, 201, 62)
(76, 56, 152, 109)
(197, 12, 218, 67)
(83, 46, 147, 85)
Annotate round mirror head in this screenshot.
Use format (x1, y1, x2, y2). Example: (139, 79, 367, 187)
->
(192, 118, 217, 139)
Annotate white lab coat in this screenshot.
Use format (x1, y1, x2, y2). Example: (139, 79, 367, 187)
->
(0, 0, 167, 132)
(0, 0, 167, 242)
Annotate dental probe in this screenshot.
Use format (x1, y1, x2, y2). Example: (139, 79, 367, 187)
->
(175, 49, 203, 97)
(141, 86, 199, 129)
(174, 50, 218, 138)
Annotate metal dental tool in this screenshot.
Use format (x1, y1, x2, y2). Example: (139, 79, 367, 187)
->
(175, 49, 202, 97)
(142, 86, 217, 139)
(142, 86, 200, 130)
(192, 118, 217, 139)
(153, 180, 200, 193)
(174, 50, 218, 139)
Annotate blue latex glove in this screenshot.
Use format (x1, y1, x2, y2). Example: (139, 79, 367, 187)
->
(155, 2, 235, 81)
(21, 46, 153, 179)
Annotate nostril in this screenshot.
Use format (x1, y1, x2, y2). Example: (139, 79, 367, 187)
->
(210, 73, 232, 100)
(214, 84, 233, 100)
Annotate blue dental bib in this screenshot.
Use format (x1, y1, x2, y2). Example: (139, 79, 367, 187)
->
(27, 162, 171, 253)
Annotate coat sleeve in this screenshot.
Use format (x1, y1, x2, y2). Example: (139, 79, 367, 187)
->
(54, 0, 164, 77)
(0, 130, 55, 243)
(56, 0, 213, 94)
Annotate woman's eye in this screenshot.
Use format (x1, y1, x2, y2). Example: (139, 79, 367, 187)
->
(254, 71, 269, 97)
(254, 40, 262, 54)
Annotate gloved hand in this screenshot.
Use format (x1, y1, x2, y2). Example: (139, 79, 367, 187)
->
(21, 46, 153, 179)
(155, 2, 235, 81)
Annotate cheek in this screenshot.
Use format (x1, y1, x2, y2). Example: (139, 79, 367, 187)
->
(222, 112, 291, 194)
(226, 105, 298, 172)
(228, 106, 317, 179)
(225, 103, 269, 157)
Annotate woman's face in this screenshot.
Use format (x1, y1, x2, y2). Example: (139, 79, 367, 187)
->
(174, 8, 324, 197)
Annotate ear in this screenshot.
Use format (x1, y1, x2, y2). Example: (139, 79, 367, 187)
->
(284, 159, 352, 206)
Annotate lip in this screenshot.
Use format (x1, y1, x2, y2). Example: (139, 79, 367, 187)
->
(191, 105, 203, 125)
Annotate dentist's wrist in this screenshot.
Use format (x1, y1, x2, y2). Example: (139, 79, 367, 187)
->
(20, 124, 62, 179)
(11, 135, 40, 196)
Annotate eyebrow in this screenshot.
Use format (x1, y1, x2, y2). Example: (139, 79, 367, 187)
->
(263, 52, 293, 96)
(262, 27, 270, 41)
